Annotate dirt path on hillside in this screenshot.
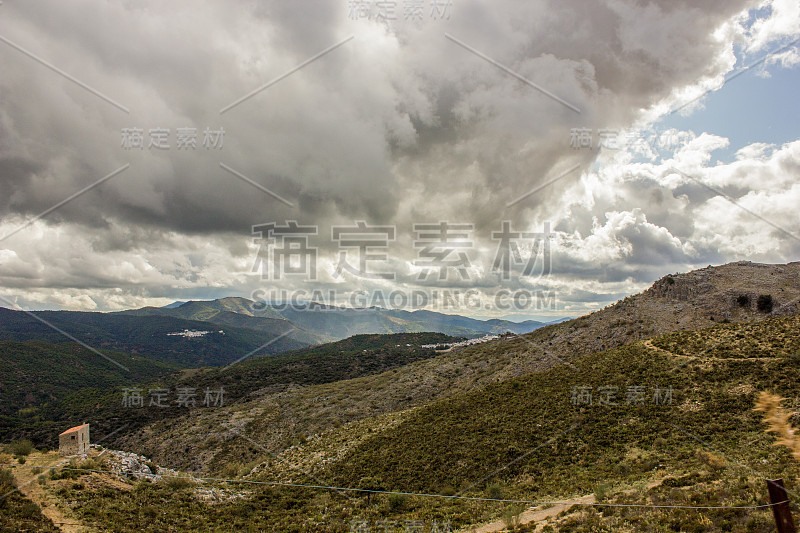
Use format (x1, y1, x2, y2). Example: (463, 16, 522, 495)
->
(9, 452, 90, 533)
(461, 493, 596, 533)
(464, 494, 595, 533)
(642, 339, 779, 361)
(462, 480, 664, 532)
(643, 339, 683, 358)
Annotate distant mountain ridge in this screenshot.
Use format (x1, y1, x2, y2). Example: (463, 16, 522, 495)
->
(0, 298, 551, 378)
(118, 297, 320, 345)
(120, 296, 550, 343)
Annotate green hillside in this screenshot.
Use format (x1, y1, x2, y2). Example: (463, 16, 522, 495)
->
(103, 333, 460, 468)
(26, 314, 800, 532)
(123, 306, 323, 346)
(174, 331, 462, 401)
(1, 332, 459, 453)
(292, 314, 799, 530)
(0, 340, 177, 443)
(99, 262, 800, 486)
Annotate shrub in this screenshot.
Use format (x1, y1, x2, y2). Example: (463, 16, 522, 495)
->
(10, 439, 33, 457)
(757, 294, 773, 313)
(357, 476, 384, 502)
(387, 493, 407, 512)
(163, 475, 192, 489)
(76, 458, 98, 471)
(145, 461, 158, 475)
(50, 461, 82, 480)
(486, 482, 504, 500)
(0, 469, 15, 508)
(220, 462, 240, 478)
(736, 295, 750, 308)
(17, 407, 38, 418)
(502, 503, 525, 527)
(594, 483, 611, 502)
(0, 469, 15, 487)
(662, 475, 697, 488)
(696, 450, 726, 472)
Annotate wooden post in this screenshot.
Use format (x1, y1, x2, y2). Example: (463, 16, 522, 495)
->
(767, 479, 796, 533)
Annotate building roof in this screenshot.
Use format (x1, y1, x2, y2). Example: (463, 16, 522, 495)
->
(59, 423, 88, 436)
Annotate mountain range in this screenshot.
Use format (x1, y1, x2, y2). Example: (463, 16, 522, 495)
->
(117, 296, 554, 344)
(0, 298, 552, 371)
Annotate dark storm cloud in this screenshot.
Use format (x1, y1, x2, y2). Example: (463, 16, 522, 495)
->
(0, 0, 756, 237)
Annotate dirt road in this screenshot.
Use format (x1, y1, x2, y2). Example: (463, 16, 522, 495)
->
(8, 452, 90, 533)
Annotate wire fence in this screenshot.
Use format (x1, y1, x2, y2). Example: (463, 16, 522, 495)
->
(0, 462, 785, 511)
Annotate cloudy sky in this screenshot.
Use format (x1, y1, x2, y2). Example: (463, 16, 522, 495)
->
(0, 0, 798, 319)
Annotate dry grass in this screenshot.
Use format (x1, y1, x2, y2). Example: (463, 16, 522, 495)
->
(754, 391, 800, 462)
